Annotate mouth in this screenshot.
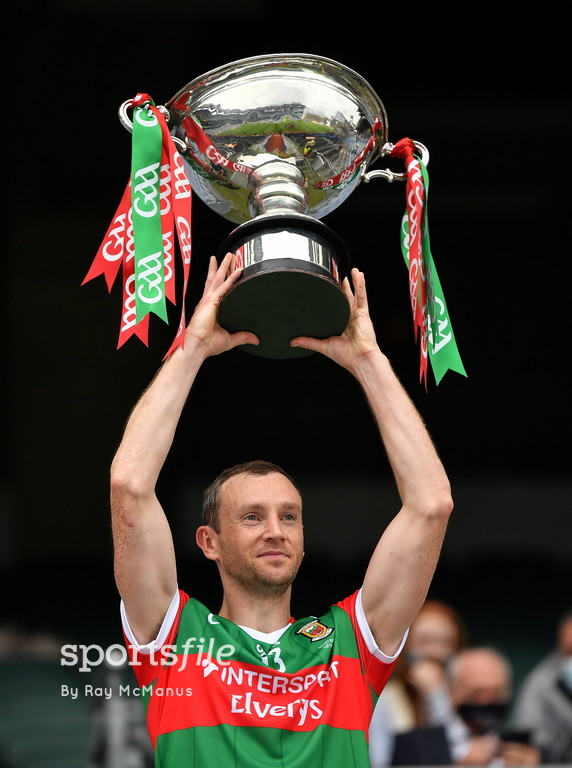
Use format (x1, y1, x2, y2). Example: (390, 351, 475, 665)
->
(258, 551, 290, 559)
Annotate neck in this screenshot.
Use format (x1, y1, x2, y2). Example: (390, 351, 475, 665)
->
(218, 582, 293, 633)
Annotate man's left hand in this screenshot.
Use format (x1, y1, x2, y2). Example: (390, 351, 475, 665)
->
(290, 268, 380, 373)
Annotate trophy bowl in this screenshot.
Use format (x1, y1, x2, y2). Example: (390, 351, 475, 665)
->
(165, 53, 389, 358)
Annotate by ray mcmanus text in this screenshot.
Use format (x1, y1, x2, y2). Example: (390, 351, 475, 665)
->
(61, 684, 194, 700)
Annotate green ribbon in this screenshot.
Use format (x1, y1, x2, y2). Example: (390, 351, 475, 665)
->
(400, 162, 467, 385)
(131, 100, 167, 324)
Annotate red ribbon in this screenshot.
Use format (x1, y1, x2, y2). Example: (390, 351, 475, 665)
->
(389, 138, 429, 385)
(151, 104, 193, 357)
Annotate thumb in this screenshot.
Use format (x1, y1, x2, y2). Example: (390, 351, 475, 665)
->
(228, 331, 260, 349)
(290, 336, 325, 353)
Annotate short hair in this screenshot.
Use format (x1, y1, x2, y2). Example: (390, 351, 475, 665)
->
(202, 460, 301, 533)
(417, 599, 469, 652)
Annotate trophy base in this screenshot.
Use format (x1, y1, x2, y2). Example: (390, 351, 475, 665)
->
(217, 214, 351, 359)
(218, 260, 350, 359)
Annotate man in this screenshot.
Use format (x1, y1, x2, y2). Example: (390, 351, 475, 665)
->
(111, 252, 454, 767)
(448, 648, 542, 765)
(512, 609, 572, 763)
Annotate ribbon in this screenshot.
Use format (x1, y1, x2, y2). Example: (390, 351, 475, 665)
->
(390, 139, 466, 386)
(83, 94, 192, 355)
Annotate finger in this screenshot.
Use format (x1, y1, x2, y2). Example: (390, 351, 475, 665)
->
(340, 277, 357, 312)
(228, 331, 259, 349)
(202, 255, 219, 296)
(290, 336, 327, 353)
(213, 260, 243, 299)
(352, 268, 369, 312)
(204, 253, 233, 293)
(210, 252, 234, 290)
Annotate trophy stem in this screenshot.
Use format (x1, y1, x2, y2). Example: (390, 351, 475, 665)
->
(248, 160, 309, 218)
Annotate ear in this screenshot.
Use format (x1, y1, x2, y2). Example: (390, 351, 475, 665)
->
(196, 525, 219, 561)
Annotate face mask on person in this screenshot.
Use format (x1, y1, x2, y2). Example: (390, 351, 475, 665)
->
(457, 703, 508, 735)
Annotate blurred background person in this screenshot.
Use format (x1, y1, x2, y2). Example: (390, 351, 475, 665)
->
(449, 647, 542, 765)
(512, 608, 572, 763)
(369, 599, 468, 765)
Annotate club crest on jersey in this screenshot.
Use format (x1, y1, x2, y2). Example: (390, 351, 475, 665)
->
(296, 620, 334, 642)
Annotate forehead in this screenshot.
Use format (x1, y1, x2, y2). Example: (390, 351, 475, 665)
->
(219, 472, 302, 510)
(459, 655, 508, 689)
(412, 611, 458, 639)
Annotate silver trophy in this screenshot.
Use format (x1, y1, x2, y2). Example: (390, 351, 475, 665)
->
(120, 53, 427, 358)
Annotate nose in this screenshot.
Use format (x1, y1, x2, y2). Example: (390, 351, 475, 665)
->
(262, 514, 285, 540)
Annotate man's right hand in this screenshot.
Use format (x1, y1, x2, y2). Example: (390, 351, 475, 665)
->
(183, 253, 259, 359)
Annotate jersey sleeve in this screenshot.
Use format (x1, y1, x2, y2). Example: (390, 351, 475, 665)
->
(335, 588, 408, 696)
(120, 588, 189, 686)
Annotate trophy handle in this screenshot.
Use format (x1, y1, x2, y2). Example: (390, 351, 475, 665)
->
(361, 141, 430, 183)
(118, 99, 187, 152)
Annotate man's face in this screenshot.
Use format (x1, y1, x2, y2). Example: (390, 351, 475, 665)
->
(452, 652, 510, 707)
(452, 651, 511, 735)
(212, 472, 304, 597)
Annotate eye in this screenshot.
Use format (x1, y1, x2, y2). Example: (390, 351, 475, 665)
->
(244, 513, 259, 522)
(282, 513, 296, 522)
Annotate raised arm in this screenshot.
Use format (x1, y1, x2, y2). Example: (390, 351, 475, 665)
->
(111, 254, 258, 645)
(291, 269, 453, 657)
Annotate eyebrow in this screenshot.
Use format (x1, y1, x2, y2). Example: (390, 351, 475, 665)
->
(237, 502, 302, 513)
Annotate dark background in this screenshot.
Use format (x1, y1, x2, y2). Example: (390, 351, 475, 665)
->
(3, 2, 570, 691)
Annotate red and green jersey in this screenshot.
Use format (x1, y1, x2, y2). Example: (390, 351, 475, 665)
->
(123, 589, 400, 767)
